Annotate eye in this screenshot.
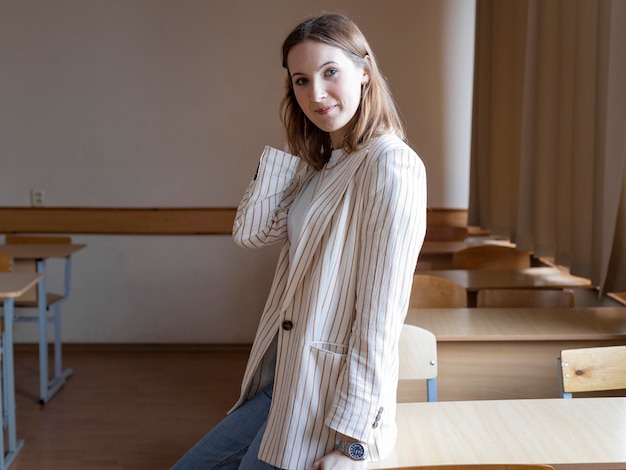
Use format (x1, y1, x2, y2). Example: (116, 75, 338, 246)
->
(324, 68, 338, 77)
(293, 77, 308, 86)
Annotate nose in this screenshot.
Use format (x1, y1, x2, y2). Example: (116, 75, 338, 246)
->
(309, 78, 327, 102)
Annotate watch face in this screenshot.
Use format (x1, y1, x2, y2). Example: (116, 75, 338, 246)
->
(348, 443, 366, 459)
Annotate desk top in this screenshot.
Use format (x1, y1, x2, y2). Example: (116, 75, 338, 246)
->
(424, 267, 593, 291)
(405, 307, 626, 341)
(0, 272, 43, 297)
(0, 243, 86, 259)
(369, 397, 626, 469)
(421, 239, 514, 255)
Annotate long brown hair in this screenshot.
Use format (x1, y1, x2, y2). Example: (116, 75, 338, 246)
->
(280, 13, 406, 170)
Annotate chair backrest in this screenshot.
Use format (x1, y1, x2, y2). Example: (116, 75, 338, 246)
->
(398, 323, 437, 402)
(393, 465, 555, 470)
(424, 225, 469, 242)
(410, 274, 467, 308)
(0, 252, 14, 272)
(476, 288, 575, 308)
(5, 235, 72, 302)
(606, 291, 626, 306)
(559, 344, 626, 398)
(452, 245, 531, 270)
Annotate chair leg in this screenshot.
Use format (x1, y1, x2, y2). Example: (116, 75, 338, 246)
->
(2, 331, 8, 429)
(53, 302, 74, 385)
(427, 378, 438, 402)
(40, 303, 73, 405)
(53, 303, 62, 378)
(557, 357, 573, 399)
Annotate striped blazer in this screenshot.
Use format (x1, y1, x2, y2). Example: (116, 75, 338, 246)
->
(232, 134, 427, 469)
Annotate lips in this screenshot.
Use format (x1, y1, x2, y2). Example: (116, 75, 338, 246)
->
(315, 105, 335, 115)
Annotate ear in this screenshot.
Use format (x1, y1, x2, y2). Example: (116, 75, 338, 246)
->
(362, 70, 370, 85)
(362, 55, 372, 85)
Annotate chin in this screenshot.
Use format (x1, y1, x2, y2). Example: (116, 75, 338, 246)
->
(320, 123, 346, 135)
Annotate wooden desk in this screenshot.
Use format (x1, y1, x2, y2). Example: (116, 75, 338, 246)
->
(0, 272, 42, 468)
(0, 244, 85, 262)
(402, 307, 626, 401)
(422, 267, 593, 306)
(421, 239, 515, 256)
(369, 397, 626, 469)
(425, 267, 592, 290)
(0, 243, 85, 403)
(419, 240, 515, 269)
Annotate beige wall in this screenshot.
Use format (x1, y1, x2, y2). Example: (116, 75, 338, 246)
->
(0, 0, 476, 343)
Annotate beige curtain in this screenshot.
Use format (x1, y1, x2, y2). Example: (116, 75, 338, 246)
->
(469, 0, 626, 292)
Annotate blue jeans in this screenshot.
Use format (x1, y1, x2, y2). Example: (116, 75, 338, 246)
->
(171, 384, 279, 469)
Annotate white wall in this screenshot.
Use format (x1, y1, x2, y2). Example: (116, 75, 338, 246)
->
(1, 0, 475, 343)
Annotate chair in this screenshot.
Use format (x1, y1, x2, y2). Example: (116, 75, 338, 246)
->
(0, 253, 13, 272)
(476, 288, 575, 308)
(606, 291, 626, 306)
(397, 323, 437, 402)
(5, 235, 74, 403)
(389, 465, 555, 470)
(559, 344, 626, 398)
(409, 274, 467, 308)
(452, 245, 531, 270)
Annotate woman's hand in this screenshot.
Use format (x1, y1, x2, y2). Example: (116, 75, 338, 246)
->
(311, 450, 367, 470)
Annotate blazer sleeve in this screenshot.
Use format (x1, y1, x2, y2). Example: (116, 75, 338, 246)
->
(232, 146, 303, 249)
(326, 142, 427, 441)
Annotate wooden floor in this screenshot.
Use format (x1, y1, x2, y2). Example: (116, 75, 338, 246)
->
(9, 346, 250, 469)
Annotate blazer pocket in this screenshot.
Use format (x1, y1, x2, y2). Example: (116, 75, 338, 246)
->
(309, 341, 348, 357)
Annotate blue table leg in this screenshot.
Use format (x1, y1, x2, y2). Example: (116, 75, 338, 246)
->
(2, 297, 25, 468)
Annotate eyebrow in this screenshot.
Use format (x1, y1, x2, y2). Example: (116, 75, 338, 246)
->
(290, 61, 338, 78)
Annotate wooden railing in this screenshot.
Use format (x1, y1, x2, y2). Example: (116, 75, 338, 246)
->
(0, 207, 236, 235)
(0, 207, 478, 236)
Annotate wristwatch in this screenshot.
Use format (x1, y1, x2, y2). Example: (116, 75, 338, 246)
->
(335, 440, 367, 460)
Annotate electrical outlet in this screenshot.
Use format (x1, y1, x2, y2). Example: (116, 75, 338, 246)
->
(30, 189, 45, 207)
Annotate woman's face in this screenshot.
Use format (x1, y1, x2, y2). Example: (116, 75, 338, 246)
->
(287, 40, 369, 149)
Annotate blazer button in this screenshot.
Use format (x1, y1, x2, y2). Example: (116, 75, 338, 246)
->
(281, 320, 294, 331)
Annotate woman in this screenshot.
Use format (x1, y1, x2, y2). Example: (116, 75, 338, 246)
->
(173, 12, 426, 470)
